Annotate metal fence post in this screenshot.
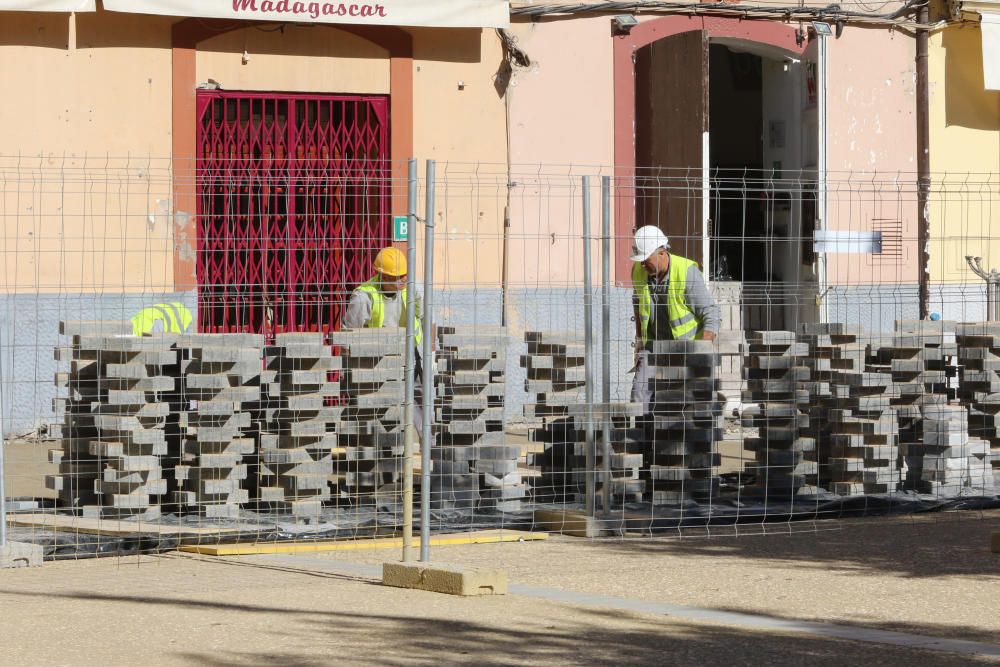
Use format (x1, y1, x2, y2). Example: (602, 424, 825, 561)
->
(0, 325, 6, 548)
(402, 158, 418, 563)
(420, 159, 436, 562)
(600, 176, 612, 514)
(965, 256, 1000, 321)
(582, 176, 596, 518)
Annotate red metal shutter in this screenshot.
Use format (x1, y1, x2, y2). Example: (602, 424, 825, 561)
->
(196, 92, 390, 334)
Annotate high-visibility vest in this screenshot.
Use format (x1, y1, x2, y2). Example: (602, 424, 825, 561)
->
(355, 277, 422, 346)
(131, 302, 194, 336)
(632, 254, 701, 344)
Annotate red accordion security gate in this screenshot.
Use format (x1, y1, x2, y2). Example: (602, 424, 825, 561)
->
(195, 91, 390, 333)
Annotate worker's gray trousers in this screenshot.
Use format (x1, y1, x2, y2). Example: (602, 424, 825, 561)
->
(413, 351, 425, 438)
(631, 348, 653, 415)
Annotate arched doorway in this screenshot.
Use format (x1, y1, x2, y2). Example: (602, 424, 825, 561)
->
(614, 17, 815, 331)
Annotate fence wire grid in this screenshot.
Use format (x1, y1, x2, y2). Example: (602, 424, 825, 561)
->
(1, 154, 998, 560)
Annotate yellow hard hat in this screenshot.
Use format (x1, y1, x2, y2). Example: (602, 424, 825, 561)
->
(374, 246, 407, 277)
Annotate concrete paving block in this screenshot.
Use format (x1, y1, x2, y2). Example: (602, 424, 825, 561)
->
(195, 347, 262, 364)
(382, 562, 507, 596)
(337, 340, 407, 357)
(747, 330, 797, 345)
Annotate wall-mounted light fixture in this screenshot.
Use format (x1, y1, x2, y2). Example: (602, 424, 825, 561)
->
(612, 14, 639, 35)
(812, 21, 833, 37)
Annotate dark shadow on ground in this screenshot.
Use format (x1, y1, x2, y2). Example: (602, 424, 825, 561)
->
(581, 511, 1000, 580)
(2, 590, 992, 666)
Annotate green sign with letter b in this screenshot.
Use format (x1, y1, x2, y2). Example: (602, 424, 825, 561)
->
(393, 215, 409, 242)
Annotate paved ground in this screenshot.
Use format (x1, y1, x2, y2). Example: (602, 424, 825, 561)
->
(1, 510, 998, 665)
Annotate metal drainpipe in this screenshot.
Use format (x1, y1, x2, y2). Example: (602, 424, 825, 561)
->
(817, 31, 830, 323)
(501, 67, 513, 327)
(916, 4, 931, 318)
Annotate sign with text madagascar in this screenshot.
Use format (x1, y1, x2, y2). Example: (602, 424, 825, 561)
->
(102, 0, 509, 28)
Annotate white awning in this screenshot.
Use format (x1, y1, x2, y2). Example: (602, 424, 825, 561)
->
(982, 11, 1000, 90)
(101, 0, 510, 28)
(0, 1, 95, 10)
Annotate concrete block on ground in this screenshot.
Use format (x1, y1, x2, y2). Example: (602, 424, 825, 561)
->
(382, 562, 507, 596)
(0, 541, 44, 568)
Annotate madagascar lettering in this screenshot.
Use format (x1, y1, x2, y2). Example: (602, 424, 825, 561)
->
(232, 0, 387, 19)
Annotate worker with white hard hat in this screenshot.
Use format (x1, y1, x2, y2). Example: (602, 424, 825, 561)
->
(630, 225, 721, 411)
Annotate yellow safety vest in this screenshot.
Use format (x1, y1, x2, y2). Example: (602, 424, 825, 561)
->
(632, 254, 702, 344)
(355, 277, 422, 346)
(131, 302, 194, 336)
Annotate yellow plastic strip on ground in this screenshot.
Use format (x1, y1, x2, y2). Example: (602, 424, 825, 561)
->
(178, 529, 548, 556)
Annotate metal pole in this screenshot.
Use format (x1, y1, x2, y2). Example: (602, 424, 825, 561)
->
(965, 256, 1000, 321)
(817, 32, 830, 323)
(986, 280, 1000, 322)
(600, 176, 612, 514)
(582, 176, 596, 517)
(402, 158, 417, 563)
(420, 159, 436, 562)
(916, 4, 931, 319)
(991, 280, 1000, 322)
(0, 326, 6, 547)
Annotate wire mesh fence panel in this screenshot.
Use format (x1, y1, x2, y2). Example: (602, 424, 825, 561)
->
(0, 155, 998, 563)
(0, 154, 414, 561)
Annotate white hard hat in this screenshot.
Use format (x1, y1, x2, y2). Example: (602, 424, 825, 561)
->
(630, 225, 669, 262)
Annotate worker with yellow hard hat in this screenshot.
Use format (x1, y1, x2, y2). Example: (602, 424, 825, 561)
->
(343, 246, 421, 338)
(344, 246, 424, 437)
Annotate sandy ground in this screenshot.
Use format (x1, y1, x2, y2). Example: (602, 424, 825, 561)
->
(329, 511, 1000, 643)
(1, 511, 998, 666)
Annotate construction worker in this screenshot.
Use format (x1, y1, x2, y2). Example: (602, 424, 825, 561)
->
(343, 246, 424, 433)
(343, 246, 421, 337)
(630, 225, 721, 412)
(131, 302, 193, 336)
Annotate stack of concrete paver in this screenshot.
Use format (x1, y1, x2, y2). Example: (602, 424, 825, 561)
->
(591, 402, 647, 508)
(797, 323, 864, 491)
(823, 333, 900, 496)
(256, 333, 341, 520)
(522, 330, 644, 507)
(915, 404, 995, 496)
(532, 404, 646, 507)
(522, 331, 588, 504)
(435, 326, 525, 512)
(876, 321, 956, 492)
(171, 334, 262, 519)
(957, 322, 1000, 491)
(644, 340, 722, 504)
(740, 331, 816, 498)
(330, 329, 405, 504)
(48, 325, 176, 519)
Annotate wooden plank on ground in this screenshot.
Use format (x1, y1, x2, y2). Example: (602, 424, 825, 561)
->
(179, 529, 548, 556)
